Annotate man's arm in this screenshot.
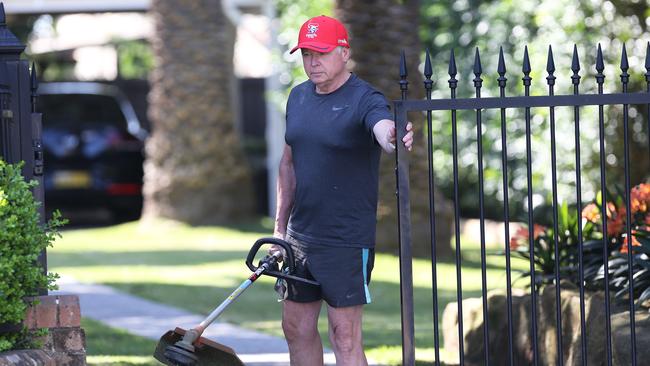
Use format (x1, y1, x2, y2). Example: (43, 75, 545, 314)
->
(372, 119, 414, 153)
(274, 144, 296, 239)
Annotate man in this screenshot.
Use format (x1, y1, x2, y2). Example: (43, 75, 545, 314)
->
(273, 15, 413, 366)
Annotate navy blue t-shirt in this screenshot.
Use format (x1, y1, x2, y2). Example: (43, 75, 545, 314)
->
(285, 73, 392, 248)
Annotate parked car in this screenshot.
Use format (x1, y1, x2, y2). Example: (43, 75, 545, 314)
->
(38, 82, 148, 220)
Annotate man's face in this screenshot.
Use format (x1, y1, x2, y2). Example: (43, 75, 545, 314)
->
(301, 47, 349, 87)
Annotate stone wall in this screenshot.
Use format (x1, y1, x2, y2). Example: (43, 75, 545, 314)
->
(442, 284, 648, 365)
(0, 295, 86, 366)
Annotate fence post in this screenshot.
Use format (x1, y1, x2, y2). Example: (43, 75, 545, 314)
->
(0, 2, 47, 294)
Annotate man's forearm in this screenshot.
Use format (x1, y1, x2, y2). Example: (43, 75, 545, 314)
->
(274, 149, 295, 238)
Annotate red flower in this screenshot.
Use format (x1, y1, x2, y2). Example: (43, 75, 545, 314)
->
(620, 231, 642, 254)
(510, 224, 546, 251)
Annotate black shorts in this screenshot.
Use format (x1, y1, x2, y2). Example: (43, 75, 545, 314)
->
(279, 234, 375, 308)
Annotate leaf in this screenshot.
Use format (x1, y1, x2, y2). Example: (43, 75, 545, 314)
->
(638, 287, 650, 304)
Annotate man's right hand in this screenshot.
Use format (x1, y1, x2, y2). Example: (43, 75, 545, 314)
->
(269, 231, 287, 262)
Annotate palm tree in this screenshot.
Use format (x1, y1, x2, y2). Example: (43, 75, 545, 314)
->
(143, 0, 254, 224)
(336, 0, 453, 257)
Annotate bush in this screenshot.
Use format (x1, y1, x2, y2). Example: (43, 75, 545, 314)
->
(507, 183, 650, 307)
(0, 160, 66, 351)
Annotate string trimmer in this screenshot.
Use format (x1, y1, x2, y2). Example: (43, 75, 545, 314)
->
(153, 237, 319, 366)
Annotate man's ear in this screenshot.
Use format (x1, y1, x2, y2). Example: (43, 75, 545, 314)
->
(341, 47, 351, 62)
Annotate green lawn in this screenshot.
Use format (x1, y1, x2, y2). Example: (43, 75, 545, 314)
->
(83, 318, 158, 366)
(50, 218, 528, 365)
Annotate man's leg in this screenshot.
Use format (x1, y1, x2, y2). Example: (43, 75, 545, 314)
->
(282, 299, 323, 366)
(327, 304, 368, 366)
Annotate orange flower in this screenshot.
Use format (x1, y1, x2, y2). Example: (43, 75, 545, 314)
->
(606, 202, 618, 218)
(582, 203, 600, 223)
(630, 183, 650, 214)
(620, 231, 642, 254)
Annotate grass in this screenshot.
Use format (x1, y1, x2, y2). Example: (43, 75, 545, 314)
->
(49, 218, 529, 365)
(83, 318, 158, 366)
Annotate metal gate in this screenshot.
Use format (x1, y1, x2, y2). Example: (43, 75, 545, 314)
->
(393, 43, 649, 365)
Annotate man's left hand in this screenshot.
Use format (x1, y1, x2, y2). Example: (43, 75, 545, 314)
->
(373, 119, 414, 153)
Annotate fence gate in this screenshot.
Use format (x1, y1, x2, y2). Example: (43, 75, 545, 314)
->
(393, 43, 649, 366)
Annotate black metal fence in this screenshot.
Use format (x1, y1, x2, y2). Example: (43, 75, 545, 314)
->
(393, 43, 649, 365)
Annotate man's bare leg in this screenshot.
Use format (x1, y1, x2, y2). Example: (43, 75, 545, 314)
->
(327, 304, 367, 366)
(282, 300, 323, 366)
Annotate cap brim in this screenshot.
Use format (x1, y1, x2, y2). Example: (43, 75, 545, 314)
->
(289, 42, 338, 54)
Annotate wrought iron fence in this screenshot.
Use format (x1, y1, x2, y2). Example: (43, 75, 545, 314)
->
(393, 43, 650, 365)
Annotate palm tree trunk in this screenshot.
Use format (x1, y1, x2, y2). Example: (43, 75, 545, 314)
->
(143, 0, 254, 224)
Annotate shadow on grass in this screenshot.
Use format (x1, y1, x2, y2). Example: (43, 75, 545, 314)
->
(49, 249, 252, 267)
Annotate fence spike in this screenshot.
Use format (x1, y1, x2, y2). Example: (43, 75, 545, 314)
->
(473, 47, 482, 76)
(0, 3, 5, 27)
(448, 49, 457, 77)
(522, 46, 532, 87)
(572, 45, 581, 86)
(572, 44, 581, 73)
(400, 50, 408, 78)
(620, 43, 629, 89)
(424, 49, 433, 79)
(30, 62, 38, 92)
(546, 46, 556, 86)
(596, 43, 605, 73)
(424, 49, 433, 94)
(523, 46, 531, 74)
(620, 43, 629, 72)
(399, 50, 409, 96)
(497, 47, 507, 89)
(497, 46, 506, 76)
(546, 45, 555, 74)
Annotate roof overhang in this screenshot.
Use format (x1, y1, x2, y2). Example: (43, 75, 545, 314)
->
(3, 0, 151, 15)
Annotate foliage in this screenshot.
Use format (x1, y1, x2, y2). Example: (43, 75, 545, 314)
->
(508, 201, 602, 285)
(588, 183, 650, 307)
(0, 160, 66, 351)
(116, 39, 154, 80)
(509, 183, 650, 306)
(420, 0, 650, 220)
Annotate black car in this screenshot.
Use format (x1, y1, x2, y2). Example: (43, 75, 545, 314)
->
(38, 82, 148, 220)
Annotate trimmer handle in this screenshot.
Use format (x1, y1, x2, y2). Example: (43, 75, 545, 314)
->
(246, 237, 319, 286)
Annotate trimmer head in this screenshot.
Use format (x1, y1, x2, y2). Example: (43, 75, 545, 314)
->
(153, 328, 244, 366)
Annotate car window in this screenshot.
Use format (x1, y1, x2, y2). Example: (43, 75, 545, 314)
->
(40, 94, 127, 131)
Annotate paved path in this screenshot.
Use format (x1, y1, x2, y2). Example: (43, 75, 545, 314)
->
(54, 276, 358, 366)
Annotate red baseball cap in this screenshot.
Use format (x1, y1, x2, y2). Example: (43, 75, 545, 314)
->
(290, 15, 350, 54)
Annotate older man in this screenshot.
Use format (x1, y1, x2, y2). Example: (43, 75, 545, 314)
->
(273, 15, 413, 366)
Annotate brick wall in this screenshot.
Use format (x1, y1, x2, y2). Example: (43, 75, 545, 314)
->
(0, 295, 86, 366)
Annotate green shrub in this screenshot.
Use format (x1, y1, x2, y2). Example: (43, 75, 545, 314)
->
(0, 160, 66, 351)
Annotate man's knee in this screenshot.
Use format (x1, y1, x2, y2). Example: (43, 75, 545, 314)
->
(282, 314, 318, 341)
(329, 322, 359, 354)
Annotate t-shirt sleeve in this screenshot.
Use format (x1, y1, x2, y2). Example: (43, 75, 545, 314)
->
(360, 90, 392, 134)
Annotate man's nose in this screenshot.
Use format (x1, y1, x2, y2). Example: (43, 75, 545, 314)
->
(310, 55, 320, 66)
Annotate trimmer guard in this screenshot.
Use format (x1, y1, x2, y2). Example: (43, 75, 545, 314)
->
(153, 328, 244, 366)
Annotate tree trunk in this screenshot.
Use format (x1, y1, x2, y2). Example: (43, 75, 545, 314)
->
(143, 0, 254, 224)
(336, 0, 453, 257)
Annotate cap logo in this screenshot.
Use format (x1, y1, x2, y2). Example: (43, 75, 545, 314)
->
(305, 23, 319, 39)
